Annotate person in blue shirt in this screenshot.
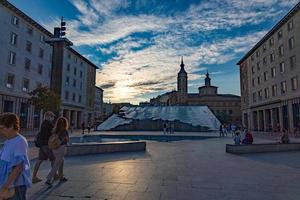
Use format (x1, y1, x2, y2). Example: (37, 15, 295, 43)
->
(0, 113, 31, 200)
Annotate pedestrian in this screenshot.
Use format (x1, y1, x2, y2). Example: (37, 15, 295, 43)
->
(222, 124, 227, 137)
(45, 117, 69, 187)
(70, 121, 74, 134)
(32, 111, 56, 184)
(219, 124, 223, 137)
(280, 129, 290, 144)
(163, 122, 167, 134)
(0, 113, 31, 200)
(81, 122, 85, 135)
(87, 122, 91, 134)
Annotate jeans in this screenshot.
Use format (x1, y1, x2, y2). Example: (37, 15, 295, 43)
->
(9, 186, 27, 200)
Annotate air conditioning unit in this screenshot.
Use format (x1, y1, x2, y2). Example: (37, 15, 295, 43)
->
(6, 83, 12, 88)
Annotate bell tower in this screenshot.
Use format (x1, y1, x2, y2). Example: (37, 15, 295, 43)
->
(177, 56, 188, 94)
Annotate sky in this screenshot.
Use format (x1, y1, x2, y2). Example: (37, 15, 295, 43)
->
(9, 0, 299, 104)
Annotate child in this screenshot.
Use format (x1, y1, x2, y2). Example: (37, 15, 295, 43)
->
(0, 113, 31, 200)
(233, 131, 241, 145)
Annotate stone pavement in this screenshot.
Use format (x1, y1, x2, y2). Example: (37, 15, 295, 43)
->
(27, 137, 300, 200)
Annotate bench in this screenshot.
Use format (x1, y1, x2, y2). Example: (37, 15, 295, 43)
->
(66, 141, 146, 156)
(226, 143, 300, 154)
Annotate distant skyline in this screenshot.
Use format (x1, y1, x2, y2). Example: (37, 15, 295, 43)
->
(9, 0, 299, 104)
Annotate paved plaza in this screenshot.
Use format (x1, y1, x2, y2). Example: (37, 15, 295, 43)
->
(27, 136, 300, 200)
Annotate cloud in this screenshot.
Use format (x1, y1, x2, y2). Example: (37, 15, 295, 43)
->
(41, 0, 297, 103)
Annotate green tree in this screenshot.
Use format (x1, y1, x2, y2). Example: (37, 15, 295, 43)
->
(28, 86, 61, 114)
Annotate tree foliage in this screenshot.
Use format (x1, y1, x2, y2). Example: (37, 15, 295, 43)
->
(28, 86, 61, 113)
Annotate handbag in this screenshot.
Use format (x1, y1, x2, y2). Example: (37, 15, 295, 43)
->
(48, 134, 61, 150)
(0, 188, 15, 200)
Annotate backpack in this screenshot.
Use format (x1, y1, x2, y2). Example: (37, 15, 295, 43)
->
(48, 134, 61, 149)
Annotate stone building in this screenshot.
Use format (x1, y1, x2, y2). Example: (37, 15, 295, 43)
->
(237, 2, 300, 133)
(150, 58, 241, 124)
(94, 86, 103, 122)
(0, 0, 97, 130)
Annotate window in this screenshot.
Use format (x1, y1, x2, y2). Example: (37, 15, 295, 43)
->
(80, 62, 83, 66)
(78, 95, 82, 103)
(24, 58, 31, 70)
(9, 51, 16, 65)
(288, 20, 293, 31)
(75, 57, 77, 63)
(279, 45, 284, 56)
(291, 76, 298, 90)
(10, 32, 17, 45)
(65, 91, 69, 100)
(39, 48, 44, 58)
(74, 68, 77, 75)
(6, 74, 14, 88)
(66, 77, 70, 85)
(258, 90, 262, 101)
(270, 53, 275, 62)
(281, 81, 287, 94)
(257, 62, 260, 71)
(280, 62, 285, 73)
(72, 93, 76, 101)
(22, 79, 29, 92)
(271, 67, 276, 78)
(256, 50, 260, 57)
(289, 37, 295, 49)
(277, 30, 283, 39)
(38, 64, 43, 75)
(68, 53, 71, 59)
(264, 71, 268, 81)
(257, 76, 261, 85)
(272, 84, 277, 96)
(290, 55, 296, 68)
(264, 88, 269, 99)
(269, 37, 274, 46)
(252, 78, 255, 87)
(251, 55, 254, 61)
(229, 110, 233, 115)
(39, 34, 44, 42)
(27, 26, 33, 35)
(263, 57, 267, 65)
(80, 71, 83, 78)
(252, 66, 255, 74)
(67, 64, 70, 71)
(11, 16, 19, 26)
(73, 79, 76, 87)
(26, 41, 32, 52)
(263, 44, 266, 52)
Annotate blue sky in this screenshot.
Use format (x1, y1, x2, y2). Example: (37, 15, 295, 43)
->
(9, 0, 299, 104)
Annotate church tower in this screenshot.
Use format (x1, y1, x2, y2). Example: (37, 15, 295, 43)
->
(205, 71, 211, 86)
(177, 57, 188, 94)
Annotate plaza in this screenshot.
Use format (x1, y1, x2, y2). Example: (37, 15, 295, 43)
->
(27, 132, 300, 200)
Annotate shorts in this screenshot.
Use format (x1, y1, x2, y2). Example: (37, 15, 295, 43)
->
(38, 145, 55, 161)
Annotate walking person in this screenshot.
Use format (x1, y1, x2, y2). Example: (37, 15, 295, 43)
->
(32, 111, 56, 184)
(87, 122, 91, 134)
(163, 122, 167, 134)
(0, 113, 31, 200)
(81, 122, 85, 135)
(219, 124, 223, 137)
(45, 117, 69, 187)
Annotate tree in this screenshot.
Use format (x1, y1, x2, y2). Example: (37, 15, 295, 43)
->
(28, 86, 61, 114)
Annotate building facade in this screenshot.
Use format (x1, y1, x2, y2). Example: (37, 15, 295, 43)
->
(94, 86, 103, 122)
(150, 59, 241, 124)
(0, 0, 97, 130)
(237, 2, 300, 133)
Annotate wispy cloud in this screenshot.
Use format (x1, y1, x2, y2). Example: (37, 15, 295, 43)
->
(42, 0, 297, 103)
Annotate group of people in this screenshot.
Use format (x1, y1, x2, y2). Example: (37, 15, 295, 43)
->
(219, 123, 237, 137)
(163, 121, 175, 134)
(0, 111, 70, 200)
(233, 129, 253, 145)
